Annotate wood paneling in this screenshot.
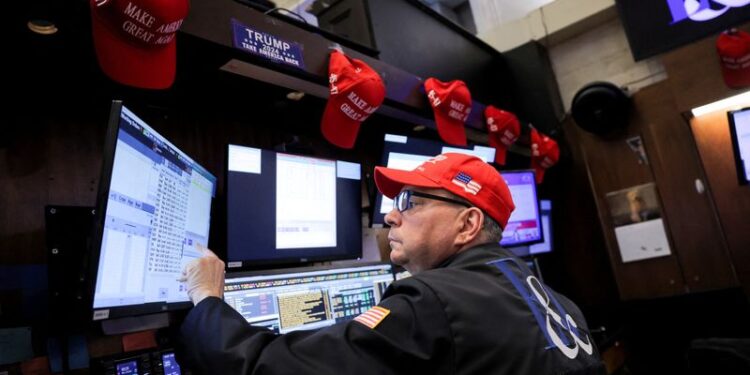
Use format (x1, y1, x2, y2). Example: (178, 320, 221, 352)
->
(572, 114, 686, 300)
(690, 111, 750, 296)
(572, 81, 739, 299)
(636, 85, 737, 292)
(572, 26, 749, 299)
(547, 125, 619, 307)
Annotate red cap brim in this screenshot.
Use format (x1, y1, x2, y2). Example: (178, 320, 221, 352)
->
(434, 113, 467, 146)
(91, 11, 176, 90)
(321, 99, 362, 149)
(374, 166, 441, 198)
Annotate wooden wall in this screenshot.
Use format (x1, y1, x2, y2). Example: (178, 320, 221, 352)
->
(569, 24, 750, 300)
(690, 111, 750, 297)
(661, 25, 750, 298)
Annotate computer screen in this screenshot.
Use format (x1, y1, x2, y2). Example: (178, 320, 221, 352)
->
(162, 352, 182, 375)
(508, 199, 552, 257)
(728, 107, 750, 185)
(224, 263, 394, 333)
(616, 0, 750, 61)
(500, 171, 542, 247)
(226, 144, 362, 267)
(116, 360, 138, 375)
(90, 101, 216, 320)
(372, 133, 495, 225)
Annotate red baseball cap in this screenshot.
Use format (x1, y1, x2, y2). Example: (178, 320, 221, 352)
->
(424, 78, 472, 146)
(321, 50, 386, 149)
(530, 128, 559, 184)
(716, 30, 750, 89)
(484, 105, 520, 165)
(90, 0, 189, 89)
(374, 153, 515, 228)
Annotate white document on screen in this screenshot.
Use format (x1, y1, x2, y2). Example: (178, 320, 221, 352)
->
(275, 153, 337, 249)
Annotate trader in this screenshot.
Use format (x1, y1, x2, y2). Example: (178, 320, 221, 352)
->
(178, 152, 605, 374)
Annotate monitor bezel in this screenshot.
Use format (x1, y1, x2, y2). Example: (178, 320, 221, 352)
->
(727, 107, 750, 186)
(508, 199, 552, 256)
(88, 100, 207, 321)
(529, 199, 552, 254)
(224, 261, 394, 284)
(224, 144, 364, 270)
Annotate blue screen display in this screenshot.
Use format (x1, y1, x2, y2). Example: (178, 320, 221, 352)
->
(116, 360, 138, 375)
(162, 352, 181, 375)
(499, 171, 542, 247)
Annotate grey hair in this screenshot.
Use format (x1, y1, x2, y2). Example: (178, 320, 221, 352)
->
(444, 190, 503, 243)
(480, 215, 503, 243)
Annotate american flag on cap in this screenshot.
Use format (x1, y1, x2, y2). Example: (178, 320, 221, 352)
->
(353, 306, 390, 329)
(452, 172, 482, 195)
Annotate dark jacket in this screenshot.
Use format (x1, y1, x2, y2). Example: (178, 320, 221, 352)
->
(178, 243, 606, 374)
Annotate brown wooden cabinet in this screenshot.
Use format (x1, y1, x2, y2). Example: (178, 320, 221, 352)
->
(569, 82, 738, 300)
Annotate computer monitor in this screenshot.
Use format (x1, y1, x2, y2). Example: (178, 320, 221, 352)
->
(372, 133, 495, 225)
(728, 107, 750, 185)
(161, 352, 182, 375)
(224, 263, 394, 333)
(500, 171, 542, 247)
(226, 144, 362, 268)
(90, 101, 216, 320)
(529, 199, 552, 253)
(508, 199, 552, 257)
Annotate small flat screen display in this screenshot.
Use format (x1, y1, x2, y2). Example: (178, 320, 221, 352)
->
(728, 107, 750, 185)
(91, 101, 216, 319)
(500, 171, 542, 247)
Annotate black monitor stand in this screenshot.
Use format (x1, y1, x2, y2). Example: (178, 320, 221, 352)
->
(101, 313, 171, 335)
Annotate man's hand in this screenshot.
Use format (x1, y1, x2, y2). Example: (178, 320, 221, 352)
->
(178, 244, 225, 305)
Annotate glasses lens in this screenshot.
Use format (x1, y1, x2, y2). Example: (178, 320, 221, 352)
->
(395, 190, 408, 212)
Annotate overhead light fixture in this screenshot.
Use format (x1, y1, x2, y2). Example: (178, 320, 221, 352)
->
(691, 90, 750, 117)
(286, 91, 305, 101)
(412, 124, 426, 132)
(27, 19, 58, 35)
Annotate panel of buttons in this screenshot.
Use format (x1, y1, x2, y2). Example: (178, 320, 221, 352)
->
(93, 349, 188, 375)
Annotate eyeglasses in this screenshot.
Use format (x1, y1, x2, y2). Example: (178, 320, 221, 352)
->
(393, 190, 472, 213)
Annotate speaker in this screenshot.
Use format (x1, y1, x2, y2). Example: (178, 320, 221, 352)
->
(571, 82, 630, 136)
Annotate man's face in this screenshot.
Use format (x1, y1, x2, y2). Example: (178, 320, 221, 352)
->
(384, 186, 466, 274)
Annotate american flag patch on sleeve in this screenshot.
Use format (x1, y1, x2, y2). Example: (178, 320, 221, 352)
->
(353, 306, 391, 329)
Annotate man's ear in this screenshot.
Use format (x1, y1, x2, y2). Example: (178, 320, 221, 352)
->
(454, 207, 484, 246)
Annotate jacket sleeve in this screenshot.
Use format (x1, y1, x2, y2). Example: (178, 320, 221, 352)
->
(177, 278, 455, 375)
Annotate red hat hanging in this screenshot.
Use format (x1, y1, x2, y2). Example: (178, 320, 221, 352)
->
(484, 105, 520, 165)
(424, 78, 472, 146)
(90, 0, 189, 89)
(530, 128, 559, 184)
(321, 50, 386, 148)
